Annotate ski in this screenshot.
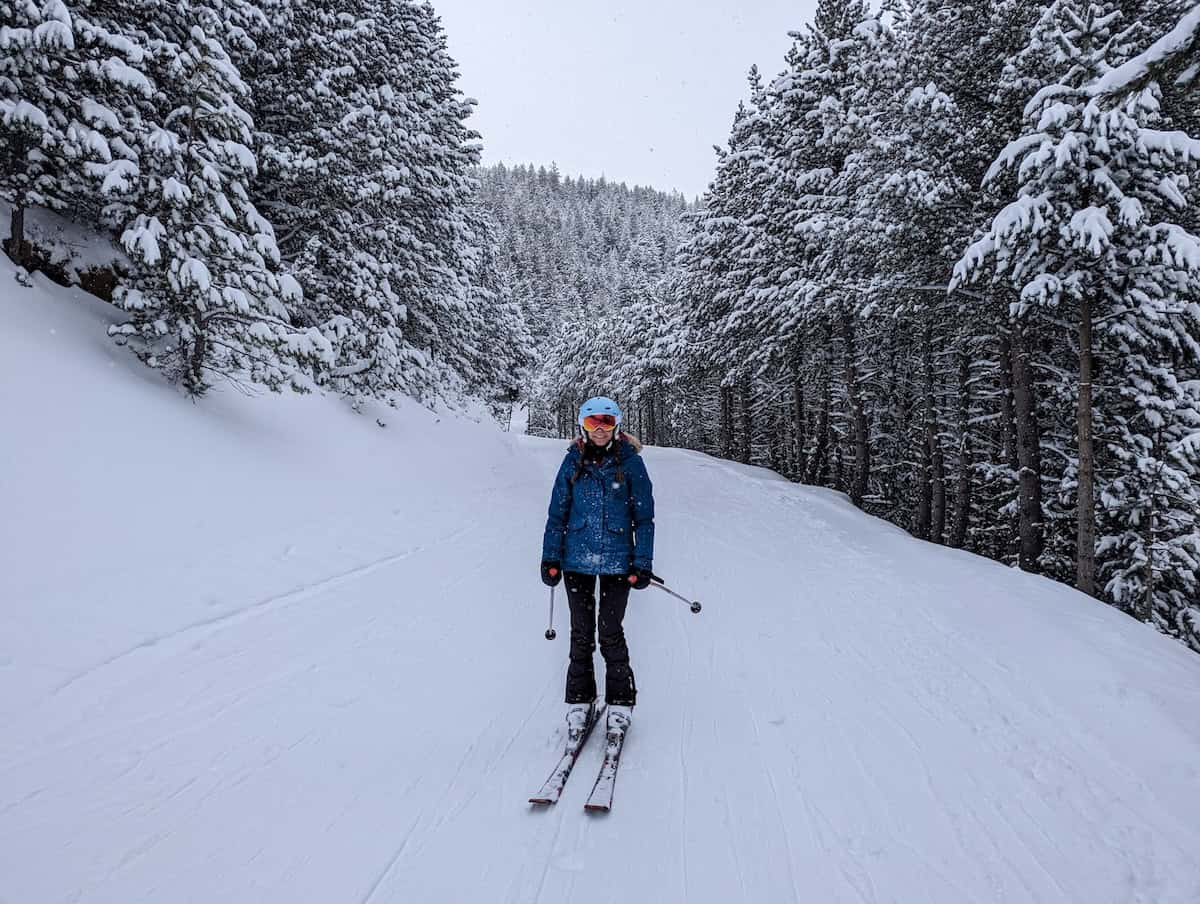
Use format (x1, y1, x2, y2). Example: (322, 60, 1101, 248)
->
(584, 708, 630, 812)
(529, 704, 606, 805)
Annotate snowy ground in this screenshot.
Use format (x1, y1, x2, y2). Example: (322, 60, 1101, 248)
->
(3, 261, 1200, 903)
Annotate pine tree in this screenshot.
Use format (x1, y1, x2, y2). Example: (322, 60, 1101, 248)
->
(953, 0, 1200, 641)
(602, 0, 1200, 656)
(0, 0, 151, 268)
(108, 5, 331, 394)
(247, 0, 493, 404)
(449, 204, 534, 413)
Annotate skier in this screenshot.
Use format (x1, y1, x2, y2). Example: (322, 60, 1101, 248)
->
(540, 396, 654, 739)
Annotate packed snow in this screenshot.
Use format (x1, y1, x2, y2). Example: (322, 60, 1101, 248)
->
(2, 262, 1200, 903)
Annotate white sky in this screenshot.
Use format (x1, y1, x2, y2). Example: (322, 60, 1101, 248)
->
(430, 0, 819, 199)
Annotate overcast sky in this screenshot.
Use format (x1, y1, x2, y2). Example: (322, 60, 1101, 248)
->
(430, 1, 819, 199)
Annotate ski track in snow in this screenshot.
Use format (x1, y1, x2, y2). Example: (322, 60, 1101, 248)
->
(52, 526, 475, 697)
(4, 311, 1200, 904)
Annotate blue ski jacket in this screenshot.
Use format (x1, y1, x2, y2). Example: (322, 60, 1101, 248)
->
(542, 434, 655, 575)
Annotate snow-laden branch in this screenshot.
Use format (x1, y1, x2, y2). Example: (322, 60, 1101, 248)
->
(1091, 3, 1200, 97)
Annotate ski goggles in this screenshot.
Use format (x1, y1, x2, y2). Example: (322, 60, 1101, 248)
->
(581, 413, 618, 432)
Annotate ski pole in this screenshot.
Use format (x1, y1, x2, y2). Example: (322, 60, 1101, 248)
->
(649, 574, 703, 614)
(545, 582, 558, 640)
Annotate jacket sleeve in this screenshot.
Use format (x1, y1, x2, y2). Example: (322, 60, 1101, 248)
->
(625, 454, 655, 571)
(541, 452, 575, 563)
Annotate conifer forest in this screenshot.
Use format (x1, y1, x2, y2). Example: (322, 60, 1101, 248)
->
(4, 0, 1200, 652)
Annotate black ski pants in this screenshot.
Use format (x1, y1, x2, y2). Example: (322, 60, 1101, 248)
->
(564, 571, 636, 706)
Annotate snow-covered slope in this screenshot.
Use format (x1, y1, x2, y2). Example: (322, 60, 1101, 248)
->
(3, 262, 1199, 904)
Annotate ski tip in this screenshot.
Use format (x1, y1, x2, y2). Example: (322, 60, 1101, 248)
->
(583, 803, 611, 814)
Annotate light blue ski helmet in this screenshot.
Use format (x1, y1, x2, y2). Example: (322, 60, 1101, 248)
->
(578, 396, 622, 428)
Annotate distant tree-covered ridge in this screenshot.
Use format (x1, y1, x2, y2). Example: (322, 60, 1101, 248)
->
(472, 162, 692, 435)
(473, 162, 690, 335)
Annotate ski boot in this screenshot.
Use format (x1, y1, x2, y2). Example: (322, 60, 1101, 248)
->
(566, 699, 598, 746)
(606, 704, 632, 735)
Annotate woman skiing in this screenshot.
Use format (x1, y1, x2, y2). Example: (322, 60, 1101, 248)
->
(540, 396, 654, 734)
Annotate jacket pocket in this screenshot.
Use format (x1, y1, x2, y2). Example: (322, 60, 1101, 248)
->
(604, 496, 630, 534)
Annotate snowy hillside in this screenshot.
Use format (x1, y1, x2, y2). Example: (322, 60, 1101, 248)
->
(3, 264, 1200, 904)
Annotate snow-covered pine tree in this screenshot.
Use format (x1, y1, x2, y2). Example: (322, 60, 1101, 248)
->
(675, 70, 774, 457)
(108, 5, 331, 395)
(372, 0, 482, 393)
(0, 0, 151, 268)
(248, 0, 431, 401)
(2, 0, 82, 267)
(249, 0, 493, 405)
(799, 2, 892, 509)
(1090, 0, 1200, 651)
(720, 2, 890, 501)
(625, 0, 1200, 653)
(534, 311, 618, 435)
(953, 0, 1200, 646)
(587, 230, 677, 443)
(855, 0, 1046, 551)
(449, 203, 534, 415)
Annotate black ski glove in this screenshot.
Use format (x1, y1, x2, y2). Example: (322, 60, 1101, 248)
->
(540, 560, 562, 587)
(628, 568, 653, 590)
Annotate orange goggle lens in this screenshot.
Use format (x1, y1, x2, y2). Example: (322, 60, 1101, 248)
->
(582, 414, 618, 431)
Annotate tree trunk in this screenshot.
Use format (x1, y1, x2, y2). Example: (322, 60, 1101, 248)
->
(842, 314, 870, 507)
(996, 329, 1019, 559)
(928, 318, 947, 544)
(1010, 318, 1044, 572)
(1075, 294, 1096, 596)
(738, 376, 752, 465)
(1141, 431, 1160, 622)
(998, 332, 1018, 475)
(807, 355, 831, 485)
(915, 319, 934, 540)
(949, 346, 972, 549)
(720, 385, 734, 459)
(877, 329, 901, 511)
(648, 389, 658, 446)
(7, 198, 30, 269)
(659, 392, 666, 446)
(792, 360, 807, 479)
(931, 440, 946, 544)
(768, 393, 784, 472)
(185, 324, 208, 397)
